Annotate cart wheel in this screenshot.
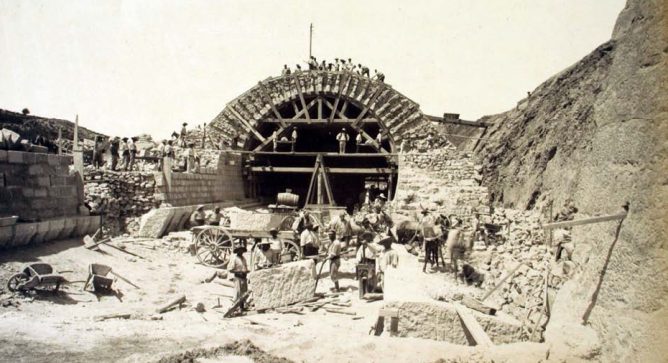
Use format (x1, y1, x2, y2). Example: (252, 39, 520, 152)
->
(195, 227, 233, 268)
(283, 240, 302, 262)
(7, 273, 29, 292)
(279, 215, 296, 231)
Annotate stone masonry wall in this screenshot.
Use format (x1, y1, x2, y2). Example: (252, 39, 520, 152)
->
(83, 169, 157, 235)
(394, 148, 490, 217)
(155, 151, 244, 207)
(0, 150, 79, 221)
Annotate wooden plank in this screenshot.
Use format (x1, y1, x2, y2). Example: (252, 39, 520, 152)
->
(454, 304, 494, 348)
(329, 74, 349, 123)
(379, 308, 399, 318)
(258, 81, 287, 128)
(425, 114, 494, 128)
(239, 151, 398, 157)
(542, 213, 627, 230)
(292, 74, 311, 122)
(227, 105, 266, 142)
(317, 97, 323, 119)
(263, 118, 378, 124)
(252, 127, 287, 152)
(251, 167, 397, 174)
(462, 296, 496, 315)
(353, 85, 385, 128)
(353, 126, 388, 154)
(481, 263, 524, 301)
(340, 100, 349, 117)
(292, 98, 318, 119)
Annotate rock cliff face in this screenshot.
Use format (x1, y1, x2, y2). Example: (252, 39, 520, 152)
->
(469, 0, 667, 361)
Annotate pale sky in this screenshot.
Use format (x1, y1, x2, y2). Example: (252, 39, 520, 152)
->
(0, 0, 626, 140)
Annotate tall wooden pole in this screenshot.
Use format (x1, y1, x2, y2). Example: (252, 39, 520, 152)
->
(309, 23, 313, 59)
(57, 127, 62, 155)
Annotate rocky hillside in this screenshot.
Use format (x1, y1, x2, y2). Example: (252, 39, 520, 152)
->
(467, 0, 667, 361)
(0, 109, 104, 149)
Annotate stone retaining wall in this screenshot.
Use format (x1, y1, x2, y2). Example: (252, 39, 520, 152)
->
(155, 152, 244, 207)
(0, 150, 79, 221)
(83, 169, 157, 235)
(394, 148, 490, 218)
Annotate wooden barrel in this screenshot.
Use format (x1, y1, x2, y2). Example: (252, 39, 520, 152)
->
(277, 192, 299, 207)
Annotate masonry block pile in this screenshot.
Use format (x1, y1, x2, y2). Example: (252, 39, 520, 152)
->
(83, 169, 157, 235)
(0, 150, 79, 221)
(394, 148, 490, 217)
(249, 259, 316, 310)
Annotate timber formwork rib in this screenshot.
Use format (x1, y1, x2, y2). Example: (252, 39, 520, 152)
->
(208, 70, 432, 149)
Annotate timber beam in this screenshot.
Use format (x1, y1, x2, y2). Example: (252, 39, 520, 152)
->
(251, 167, 397, 174)
(425, 115, 494, 128)
(263, 118, 378, 124)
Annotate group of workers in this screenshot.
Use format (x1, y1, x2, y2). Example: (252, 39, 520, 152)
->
(338, 128, 385, 154)
(281, 56, 385, 82)
(92, 135, 139, 171)
(189, 205, 229, 227)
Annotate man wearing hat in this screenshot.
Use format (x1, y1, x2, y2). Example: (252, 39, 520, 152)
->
(184, 142, 198, 173)
(156, 140, 166, 171)
(227, 241, 249, 305)
(127, 137, 138, 171)
(266, 228, 284, 264)
(326, 229, 343, 292)
(377, 235, 398, 290)
(206, 206, 227, 226)
(251, 238, 272, 271)
(179, 123, 188, 148)
(373, 193, 387, 209)
(119, 137, 129, 170)
(190, 205, 207, 227)
(300, 223, 320, 257)
(336, 128, 349, 154)
(109, 137, 120, 171)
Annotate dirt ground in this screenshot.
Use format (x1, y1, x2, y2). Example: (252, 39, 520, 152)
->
(0, 233, 552, 363)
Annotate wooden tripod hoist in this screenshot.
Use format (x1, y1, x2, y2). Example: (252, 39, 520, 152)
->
(304, 154, 336, 206)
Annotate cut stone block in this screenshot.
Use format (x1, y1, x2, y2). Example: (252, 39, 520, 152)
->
(229, 211, 284, 231)
(249, 259, 316, 310)
(383, 301, 522, 345)
(137, 208, 176, 238)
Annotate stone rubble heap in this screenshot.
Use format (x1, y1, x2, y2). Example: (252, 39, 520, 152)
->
(468, 207, 573, 335)
(83, 168, 157, 235)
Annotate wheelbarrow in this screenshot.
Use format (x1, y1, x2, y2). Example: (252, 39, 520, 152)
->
(83, 263, 140, 293)
(6, 263, 67, 294)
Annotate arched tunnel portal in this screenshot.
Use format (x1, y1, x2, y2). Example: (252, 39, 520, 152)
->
(208, 71, 431, 212)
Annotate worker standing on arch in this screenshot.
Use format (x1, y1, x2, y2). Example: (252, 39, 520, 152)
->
(336, 128, 349, 154)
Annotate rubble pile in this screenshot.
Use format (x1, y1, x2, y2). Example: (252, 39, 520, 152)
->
(83, 168, 158, 235)
(468, 207, 573, 330)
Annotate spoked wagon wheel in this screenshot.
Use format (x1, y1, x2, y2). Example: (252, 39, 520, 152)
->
(279, 215, 296, 231)
(283, 240, 302, 262)
(195, 227, 233, 268)
(7, 273, 28, 292)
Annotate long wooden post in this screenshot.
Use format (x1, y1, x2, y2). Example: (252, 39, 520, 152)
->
(57, 127, 62, 155)
(309, 23, 313, 59)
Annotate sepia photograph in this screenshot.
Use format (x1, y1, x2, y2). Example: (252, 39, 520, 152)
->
(0, 1, 666, 362)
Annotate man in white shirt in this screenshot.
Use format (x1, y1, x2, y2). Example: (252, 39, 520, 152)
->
(336, 128, 349, 154)
(265, 228, 284, 264)
(300, 224, 320, 257)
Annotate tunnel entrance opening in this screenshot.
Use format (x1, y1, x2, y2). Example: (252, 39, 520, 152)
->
(243, 93, 398, 211)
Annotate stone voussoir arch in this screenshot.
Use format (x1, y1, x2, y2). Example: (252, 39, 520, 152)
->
(208, 70, 430, 151)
